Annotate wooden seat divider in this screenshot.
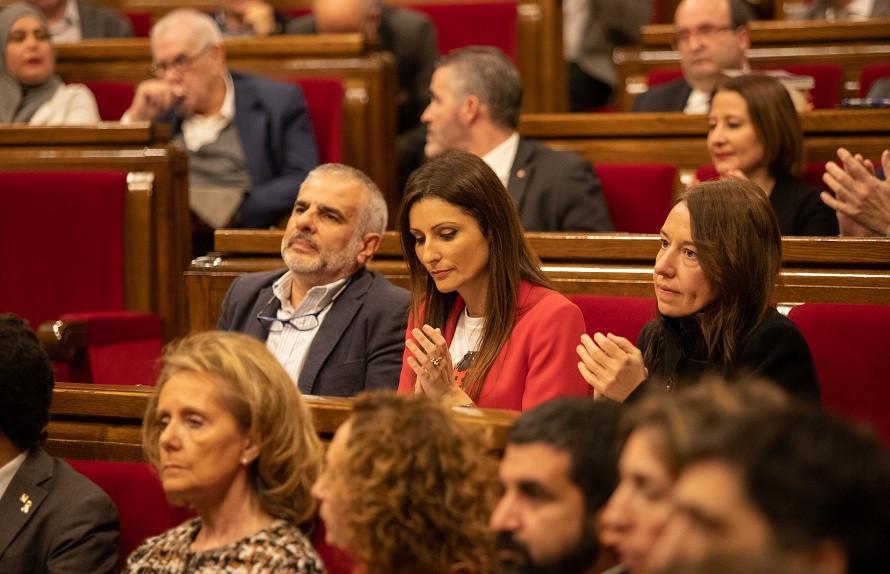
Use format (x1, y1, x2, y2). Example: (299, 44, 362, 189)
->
(0, 124, 190, 341)
(53, 36, 400, 221)
(45, 383, 516, 462)
(184, 230, 890, 334)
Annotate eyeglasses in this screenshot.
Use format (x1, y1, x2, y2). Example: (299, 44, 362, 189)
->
(256, 278, 352, 332)
(149, 44, 212, 77)
(672, 24, 736, 48)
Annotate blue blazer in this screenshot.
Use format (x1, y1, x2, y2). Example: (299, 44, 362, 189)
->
(217, 267, 409, 396)
(169, 71, 319, 228)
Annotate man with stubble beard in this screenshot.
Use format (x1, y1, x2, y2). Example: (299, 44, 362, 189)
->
(490, 397, 622, 574)
(217, 163, 409, 396)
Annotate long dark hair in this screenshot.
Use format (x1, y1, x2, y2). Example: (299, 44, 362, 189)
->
(643, 179, 782, 374)
(398, 150, 550, 399)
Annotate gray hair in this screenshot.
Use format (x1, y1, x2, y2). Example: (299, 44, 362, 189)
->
(151, 8, 223, 52)
(303, 163, 388, 237)
(435, 46, 523, 130)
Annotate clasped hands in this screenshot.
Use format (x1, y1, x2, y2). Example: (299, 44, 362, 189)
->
(577, 332, 648, 402)
(406, 324, 474, 408)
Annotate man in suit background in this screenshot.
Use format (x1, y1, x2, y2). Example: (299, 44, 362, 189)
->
(632, 0, 754, 113)
(0, 313, 119, 574)
(26, 0, 132, 42)
(421, 46, 613, 232)
(287, 0, 437, 188)
(123, 8, 319, 254)
(217, 163, 409, 397)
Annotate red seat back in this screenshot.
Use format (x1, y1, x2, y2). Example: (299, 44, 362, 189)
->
(859, 63, 890, 97)
(66, 460, 195, 572)
(568, 295, 657, 346)
(409, 2, 517, 59)
(787, 303, 890, 445)
(285, 77, 344, 164)
(82, 81, 136, 121)
(595, 163, 677, 234)
(123, 11, 152, 37)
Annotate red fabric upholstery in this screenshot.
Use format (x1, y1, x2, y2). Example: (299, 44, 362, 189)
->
(123, 11, 152, 38)
(568, 295, 657, 346)
(695, 161, 830, 191)
(787, 303, 890, 445)
(859, 63, 890, 97)
(66, 460, 195, 572)
(646, 68, 684, 88)
(285, 77, 344, 164)
(82, 81, 136, 121)
(409, 2, 517, 59)
(0, 171, 126, 328)
(311, 520, 354, 574)
(59, 310, 162, 385)
(595, 163, 677, 233)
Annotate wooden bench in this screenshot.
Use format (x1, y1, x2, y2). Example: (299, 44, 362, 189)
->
(53, 35, 400, 219)
(615, 19, 890, 110)
(518, 108, 890, 184)
(0, 124, 190, 341)
(45, 382, 516, 462)
(183, 230, 890, 333)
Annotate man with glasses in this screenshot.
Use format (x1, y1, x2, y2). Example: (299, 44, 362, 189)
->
(123, 8, 318, 253)
(632, 0, 754, 113)
(217, 163, 409, 396)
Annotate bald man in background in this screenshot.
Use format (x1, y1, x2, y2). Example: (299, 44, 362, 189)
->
(287, 0, 437, 185)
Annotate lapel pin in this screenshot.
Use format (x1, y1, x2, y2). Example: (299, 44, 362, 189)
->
(516, 169, 526, 179)
(19, 494, 32, 514)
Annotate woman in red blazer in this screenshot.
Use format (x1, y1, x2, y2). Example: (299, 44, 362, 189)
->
(397, 150, 590, 411)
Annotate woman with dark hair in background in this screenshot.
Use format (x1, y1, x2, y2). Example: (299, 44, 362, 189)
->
(706, 73, 837, 235)
(397, 149, 589, 410)
(578, 179, 820, 402)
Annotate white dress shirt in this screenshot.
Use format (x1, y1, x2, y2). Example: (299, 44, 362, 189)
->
(481, 132, 521, 189)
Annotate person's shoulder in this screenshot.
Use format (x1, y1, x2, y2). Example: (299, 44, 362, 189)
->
(519, 282, 576, 314)
(746, 308, 808, 350)
(632, 78, 689, 111)
(519, 137, 588, 167)
(126, 518, 201, 569)
(249, 520, 326, 572)
(364, 269, 410, 295)
(230, 269, 288, 292)
(383, 5, 435, 28)
(232, 71, 299, 95)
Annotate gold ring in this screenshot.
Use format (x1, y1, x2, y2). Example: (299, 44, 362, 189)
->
(430, 356, 442, 368)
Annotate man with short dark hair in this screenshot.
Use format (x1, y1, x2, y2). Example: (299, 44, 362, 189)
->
(217, 163, 409, 397)
(490, 397, 621, 574)
(422, 46, 613, 232)
(649, 406, 890, 573)
(632, 0, 754, 113)
(0, 313, 119, 573)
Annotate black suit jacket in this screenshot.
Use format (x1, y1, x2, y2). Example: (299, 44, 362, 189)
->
(217, 267, 409, 396)
(78, 1, 133, 39)
(631, 78, 693, 112)
(507, 138, 614, 232)
(0, 448, 119, 574)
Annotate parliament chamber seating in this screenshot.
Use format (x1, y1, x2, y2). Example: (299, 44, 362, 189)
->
(595, 163, 677, 234)
(410, 1, 517, 58)
(859, 62, 890, 97)
(285, 76, 344, 164)
(122, 10, 152, 37)
(787, 303, 890, 445)
(568, 295, 657, 345)
(82, 80, 136, 121)
(695, 161, 831, 191)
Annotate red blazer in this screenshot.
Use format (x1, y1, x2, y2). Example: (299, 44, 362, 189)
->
(398, 282, 591, 411)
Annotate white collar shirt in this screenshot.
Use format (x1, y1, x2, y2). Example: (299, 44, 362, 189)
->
(0, 451, 28, 502)
(49, 0, 82, 44)
(481, 131, 521, 189)
(181, 71, 236, 152)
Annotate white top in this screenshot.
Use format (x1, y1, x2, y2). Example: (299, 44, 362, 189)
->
(181, 71, 236, 152)
(265, 272, 349, 385)
(30, 83, 100, 125)
(0, 451, 28, 502)
(481, 131, 520, 189)
(449, 308, 485, 369)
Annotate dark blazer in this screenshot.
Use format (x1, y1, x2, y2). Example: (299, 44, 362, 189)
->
(78, 1, 133, 39)
(217, 267, 409, 396)
(507, 137, 614, 232)
(770, 176, 839, 236)
(286, 6, 436, 181)
(167, 71, 319, 229)
(0, 448, 119, 574)
(806, 0, 890, 18)
(631, 78, 693, 112)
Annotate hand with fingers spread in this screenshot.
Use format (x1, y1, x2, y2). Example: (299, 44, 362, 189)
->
(576, 332, 648, 402)
(405, 324, 473, 407)
(822, 148, 890, 236)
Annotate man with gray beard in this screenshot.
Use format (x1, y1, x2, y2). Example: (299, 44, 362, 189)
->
(217, 163, 409, 396)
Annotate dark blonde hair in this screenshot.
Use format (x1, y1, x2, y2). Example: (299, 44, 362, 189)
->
(713, 74, 803, 179)
(336, 392, 495, 574)
(645, 179, 782, 374)
(142, 331, 322, 528)
(399, 150, 550, 400)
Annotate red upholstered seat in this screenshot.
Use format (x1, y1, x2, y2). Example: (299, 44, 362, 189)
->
(568, 295, 657, 346)
(595, 163, 677, 234)
(409, 2, 517, 58)
(787, 303, 890, 445)
(859, 63, 890, 97)
(123, 11, 152, 38)
(66, 460, 194, 572)
(285, 77, 344, 164)
(81, 81, 136, 121)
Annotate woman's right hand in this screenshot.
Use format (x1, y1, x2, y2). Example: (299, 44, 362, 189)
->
(576, 333, 648, 402)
